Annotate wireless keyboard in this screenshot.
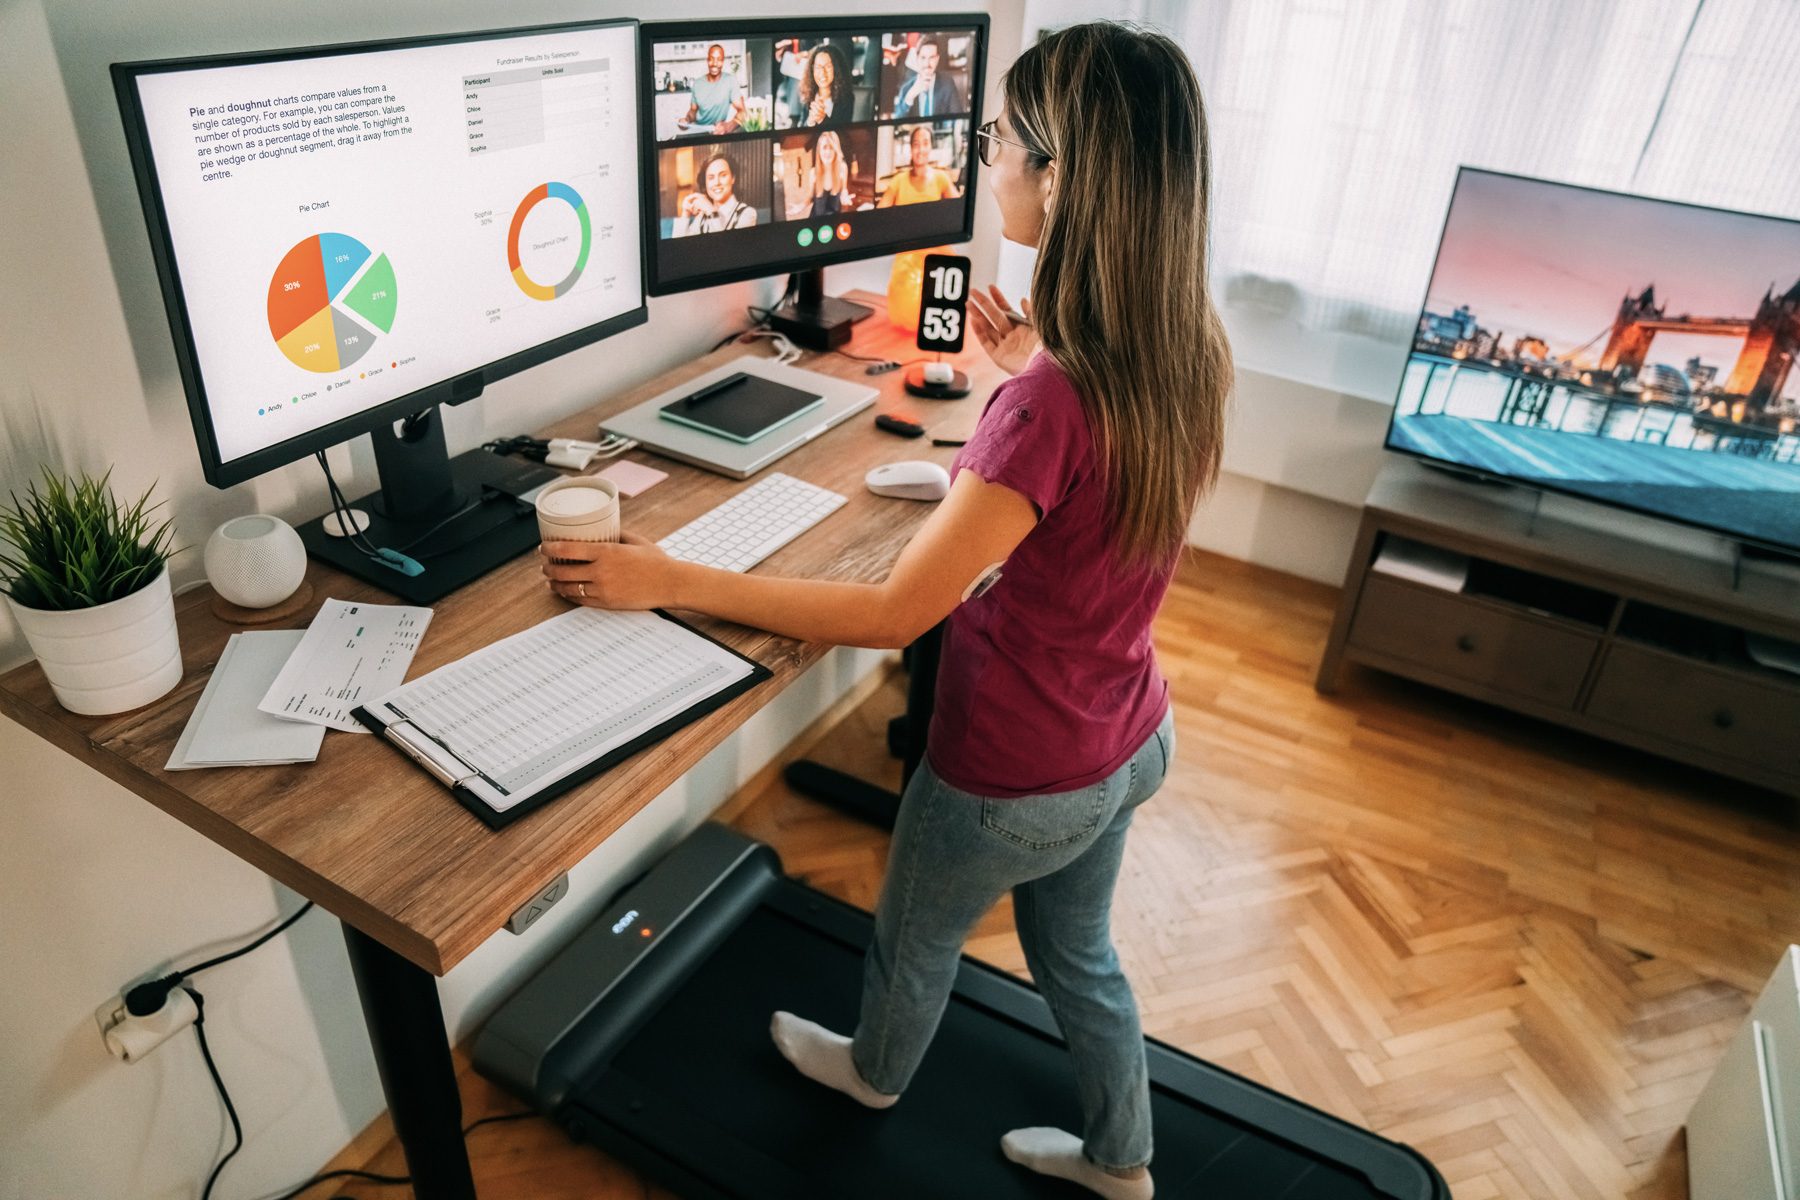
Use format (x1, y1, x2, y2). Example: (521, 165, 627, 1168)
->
(657, 473, 846, 573)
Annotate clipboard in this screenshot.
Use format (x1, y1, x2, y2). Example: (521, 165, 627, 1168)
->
(353, 608, 770, 830)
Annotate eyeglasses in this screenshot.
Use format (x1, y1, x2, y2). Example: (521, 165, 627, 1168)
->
(975, 119, 1039, 167)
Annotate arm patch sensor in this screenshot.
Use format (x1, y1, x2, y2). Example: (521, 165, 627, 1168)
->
(962, 562, 1005, 602)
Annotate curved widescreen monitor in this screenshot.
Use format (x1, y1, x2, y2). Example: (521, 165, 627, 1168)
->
(1387, 167, 1800, 556)
(115, 20, 647, 487)
(641, 15, 987, 295)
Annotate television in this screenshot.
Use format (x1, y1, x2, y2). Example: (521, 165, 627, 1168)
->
(1387, 168, 1800, 558)
(640, 16, 986, 343)
(114, 19, 646, 599)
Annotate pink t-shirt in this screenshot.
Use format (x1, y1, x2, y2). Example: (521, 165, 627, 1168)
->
(927, 353, 1174, 799)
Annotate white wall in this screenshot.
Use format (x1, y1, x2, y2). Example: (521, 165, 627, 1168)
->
(0, 2, 1024, 1197)
(998, 201, 1397, 588)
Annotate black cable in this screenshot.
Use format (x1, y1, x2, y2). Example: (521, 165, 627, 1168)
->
(314, 448, 496, 566)
(191, 990, 244, 1200)
(743, 272, 800, 330)
(265, 1166, 411, 1200)
(125, 902, 317, 1017)
(181, 902, 315, 977)
(462, 1110, 536, 1133)
(313, 452, 383, 559)
(265, 1110, 541, 1200)
(832, 346, 892, 364)
(390, 495, 489, 556)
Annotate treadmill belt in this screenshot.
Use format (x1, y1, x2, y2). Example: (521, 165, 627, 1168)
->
(572, 890, 1420, 1199)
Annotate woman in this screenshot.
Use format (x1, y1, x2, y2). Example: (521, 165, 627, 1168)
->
(808, 130, 854, 218)
(672, 151, 756, 236)
(800, 42, 853, 128)
(545, 22, 1230, 1199)
(878, 124, 959, 206)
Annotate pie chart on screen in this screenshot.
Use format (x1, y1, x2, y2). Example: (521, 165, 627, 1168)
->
(267, 232, 397, 373)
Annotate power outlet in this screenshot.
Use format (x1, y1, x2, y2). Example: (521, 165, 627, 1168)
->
(95, 988, 198, 1062)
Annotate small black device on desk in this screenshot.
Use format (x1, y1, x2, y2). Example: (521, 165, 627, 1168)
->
(875, 413, 926, 438)
(659, 372, 824, 444)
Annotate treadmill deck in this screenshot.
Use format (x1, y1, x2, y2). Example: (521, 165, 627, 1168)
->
(565, 880, 1446, 1200)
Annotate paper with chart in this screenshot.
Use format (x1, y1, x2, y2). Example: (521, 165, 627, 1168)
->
(259, 598, 431, 732)
(360, 608, 757, 812)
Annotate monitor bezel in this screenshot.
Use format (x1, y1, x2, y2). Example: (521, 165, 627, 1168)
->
(112, 17, 650, 490)
(639, 13, 990, 297)
(1384, 164, 1800, 558)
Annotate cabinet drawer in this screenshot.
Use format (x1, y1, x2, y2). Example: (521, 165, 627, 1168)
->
(1348, 575, 1598, 708)
(1585, 644, 1800, 777)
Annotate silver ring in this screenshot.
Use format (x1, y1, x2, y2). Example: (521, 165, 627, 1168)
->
(577, 582, 588, 599)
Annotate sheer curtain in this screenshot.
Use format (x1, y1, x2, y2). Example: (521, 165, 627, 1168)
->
(1098, 0, 1800, 344)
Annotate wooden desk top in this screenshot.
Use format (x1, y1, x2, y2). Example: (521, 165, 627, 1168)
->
(0, 291, 1001, 975)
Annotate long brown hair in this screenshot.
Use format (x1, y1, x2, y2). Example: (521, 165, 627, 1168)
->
(1004, 23, 1231, 567)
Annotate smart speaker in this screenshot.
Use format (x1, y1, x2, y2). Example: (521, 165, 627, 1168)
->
(203, 515, 312, 623)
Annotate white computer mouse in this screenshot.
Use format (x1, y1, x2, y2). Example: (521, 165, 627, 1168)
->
(866, 460, 951, 501)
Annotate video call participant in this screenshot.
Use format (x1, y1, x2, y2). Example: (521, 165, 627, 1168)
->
(683, 43, 745, 134)
(878, 125, 960, 206)
(546, 20, 1231, 1200)
(800, 42, 854, 128)
(808, 131, 855, 218)
(672, 151, 757, 236)
(892, 36, 962, 118)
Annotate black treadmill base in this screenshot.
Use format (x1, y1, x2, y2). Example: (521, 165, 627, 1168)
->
(560, 881, 1449, 1200)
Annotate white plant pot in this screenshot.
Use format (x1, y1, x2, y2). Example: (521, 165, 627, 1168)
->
(6, 566, 183, 716)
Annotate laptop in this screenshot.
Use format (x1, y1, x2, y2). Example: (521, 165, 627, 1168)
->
(601, 356, 878, 480)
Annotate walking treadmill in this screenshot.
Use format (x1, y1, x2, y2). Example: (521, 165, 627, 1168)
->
(474, 823, 1449, 1199)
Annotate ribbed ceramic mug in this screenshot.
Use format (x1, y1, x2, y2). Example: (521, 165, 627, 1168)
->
(535, 477, 620, 564)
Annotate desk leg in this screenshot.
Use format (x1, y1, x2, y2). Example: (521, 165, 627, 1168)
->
(343, 925, 479, 1200)
(782, 623, 942, 830)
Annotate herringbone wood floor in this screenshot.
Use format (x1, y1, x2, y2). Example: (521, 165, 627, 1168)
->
(330, 551, 1800, 1200)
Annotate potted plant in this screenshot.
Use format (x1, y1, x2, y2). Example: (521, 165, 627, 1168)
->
(0, 469, 182, 716)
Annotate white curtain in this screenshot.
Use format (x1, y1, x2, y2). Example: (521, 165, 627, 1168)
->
(1106, 0, 1800, 342)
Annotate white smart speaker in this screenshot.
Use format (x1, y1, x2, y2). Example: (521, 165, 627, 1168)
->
(203, 515, 311, 622)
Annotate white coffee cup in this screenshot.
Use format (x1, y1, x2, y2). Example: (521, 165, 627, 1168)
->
(536, 477, 620, 563)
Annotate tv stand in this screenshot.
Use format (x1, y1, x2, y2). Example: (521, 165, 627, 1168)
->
(1735, 538, 1800, 587)
(1417, 459, 1510, 487)
(1318, 461, 1800, 799)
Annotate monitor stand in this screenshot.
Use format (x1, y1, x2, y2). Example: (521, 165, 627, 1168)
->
(768, 268, 874, 351)
(296, 409, 557, 604)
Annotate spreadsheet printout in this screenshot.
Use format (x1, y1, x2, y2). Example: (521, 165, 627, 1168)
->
(362, 607, 757, 812)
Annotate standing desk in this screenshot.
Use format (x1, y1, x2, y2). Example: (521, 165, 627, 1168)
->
(0, 292, 994, 1199)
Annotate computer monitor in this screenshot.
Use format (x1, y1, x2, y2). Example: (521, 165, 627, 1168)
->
(640, 16, 987, 346)
(114, 19, 646, 601)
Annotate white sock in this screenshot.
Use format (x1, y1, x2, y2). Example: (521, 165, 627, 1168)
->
(1001, 1127, 1153, 1200)
(770, 1011, 899, 1109)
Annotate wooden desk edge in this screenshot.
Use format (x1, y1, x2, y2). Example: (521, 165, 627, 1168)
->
(1, 296, 996, 976)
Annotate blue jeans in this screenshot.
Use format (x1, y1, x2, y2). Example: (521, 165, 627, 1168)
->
(850, 706, 1175, 1171)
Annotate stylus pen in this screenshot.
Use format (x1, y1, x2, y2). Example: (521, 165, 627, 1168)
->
(931, 437, 967, 446)
(1002, 308, 1031, 328)
(683, 374, 750, 405)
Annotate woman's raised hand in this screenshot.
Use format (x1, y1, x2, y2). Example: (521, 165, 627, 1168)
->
(967, 284, 1039, 377)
